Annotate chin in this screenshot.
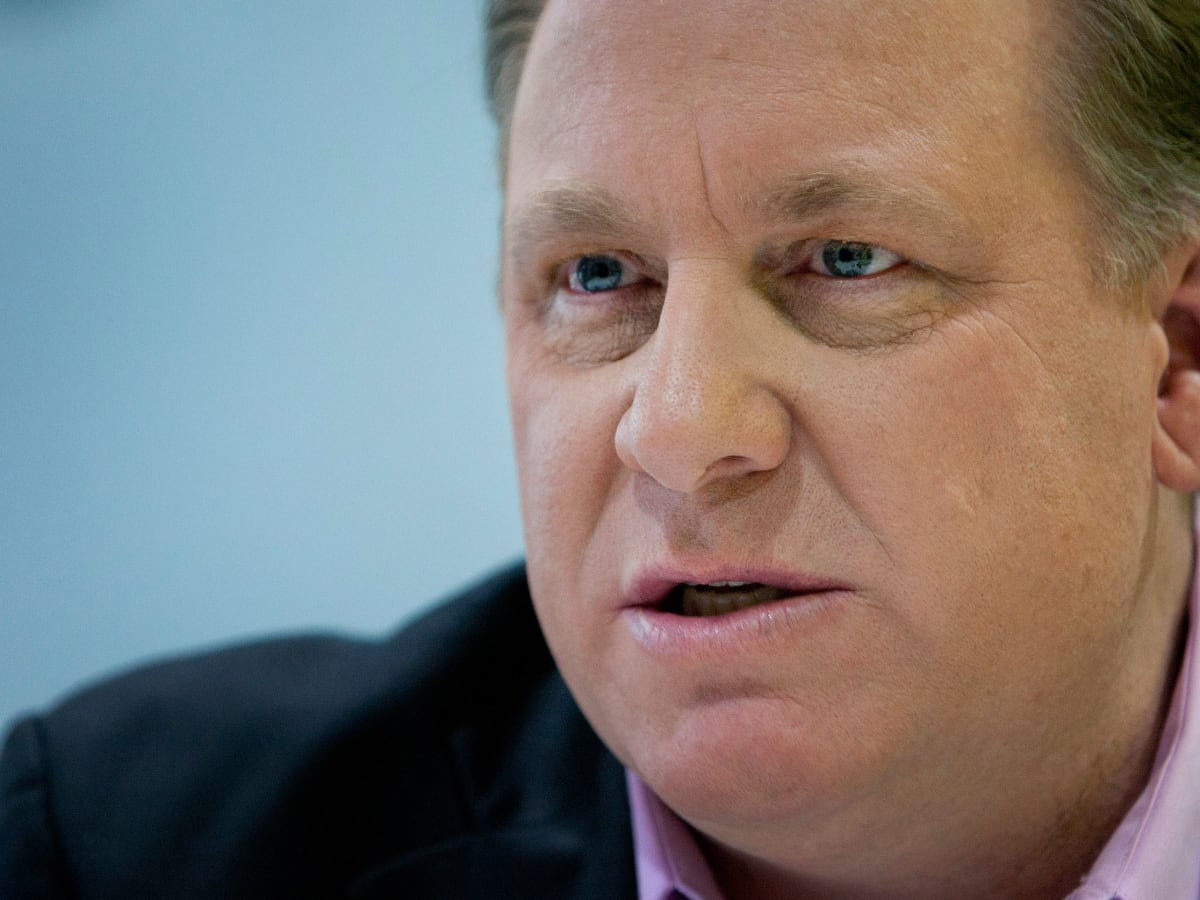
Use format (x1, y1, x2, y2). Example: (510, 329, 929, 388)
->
(615, 692, 895, 830)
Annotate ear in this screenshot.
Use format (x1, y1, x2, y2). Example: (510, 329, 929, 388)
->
(1153, 244, 1200, 492)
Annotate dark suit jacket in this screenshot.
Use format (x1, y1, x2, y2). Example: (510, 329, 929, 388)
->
(0, 564, 637, 899)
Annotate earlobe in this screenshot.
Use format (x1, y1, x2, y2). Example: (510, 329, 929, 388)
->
(1153, 248, 1200, 492)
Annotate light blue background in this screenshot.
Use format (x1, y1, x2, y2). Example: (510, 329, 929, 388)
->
(0, 1, 523, 728)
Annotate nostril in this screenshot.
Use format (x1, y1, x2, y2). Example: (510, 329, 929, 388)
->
(614, 395, 738, 494)
(613, 323, 793, 493)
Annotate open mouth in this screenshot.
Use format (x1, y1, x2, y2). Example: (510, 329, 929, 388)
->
(661, 581, 790, 617)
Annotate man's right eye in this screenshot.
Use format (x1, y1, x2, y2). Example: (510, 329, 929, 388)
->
(567, 255, 632, 293)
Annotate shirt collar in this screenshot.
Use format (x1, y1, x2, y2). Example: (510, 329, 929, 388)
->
(627, 768, 726, 900)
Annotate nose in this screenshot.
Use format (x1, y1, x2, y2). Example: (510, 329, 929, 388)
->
(614, 266, 792, 494)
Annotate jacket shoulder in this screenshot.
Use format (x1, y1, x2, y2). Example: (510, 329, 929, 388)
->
(18, 562, 542, 785)
(0, 563, 630, 899)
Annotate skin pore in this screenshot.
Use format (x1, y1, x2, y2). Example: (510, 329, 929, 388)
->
(501, 1, 1199, 897)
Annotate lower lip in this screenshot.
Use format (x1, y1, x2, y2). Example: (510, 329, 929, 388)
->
(621, 590, 852, 658)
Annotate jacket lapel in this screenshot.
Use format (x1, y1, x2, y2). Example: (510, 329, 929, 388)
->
(346, 672, 637, 899)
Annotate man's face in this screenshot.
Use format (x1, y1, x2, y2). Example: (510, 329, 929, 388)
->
(503, 0, 1174, 849)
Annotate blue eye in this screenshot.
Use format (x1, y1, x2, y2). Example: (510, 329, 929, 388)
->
(570, 255, 626, 293)
(815, 241, 902, 278)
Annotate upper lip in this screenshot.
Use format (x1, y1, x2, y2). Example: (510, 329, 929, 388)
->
(623, 562, 852, 610)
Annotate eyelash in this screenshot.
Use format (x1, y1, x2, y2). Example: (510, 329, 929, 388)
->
(805, 240, 904, 279)
(558, 252, 649, 297)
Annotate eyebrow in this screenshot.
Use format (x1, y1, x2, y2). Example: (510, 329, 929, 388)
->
(506, 182, 648, 268)
(759, 171, 976, 244)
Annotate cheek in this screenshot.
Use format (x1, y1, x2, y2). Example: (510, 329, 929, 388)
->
(506, 335, 628, 590)
(508, 366, 640, 751)
(812, 312, 1158, 659)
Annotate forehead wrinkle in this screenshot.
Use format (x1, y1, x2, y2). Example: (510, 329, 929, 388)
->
(691, 99, 736, 239)
(507, 182, 648, 266)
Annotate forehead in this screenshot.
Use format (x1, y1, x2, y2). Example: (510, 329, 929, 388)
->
(530, 0, 1036, 91)
(506, 0, 1063, 248)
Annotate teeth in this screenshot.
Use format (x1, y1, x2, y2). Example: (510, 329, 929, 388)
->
(677, 583, 786, 617)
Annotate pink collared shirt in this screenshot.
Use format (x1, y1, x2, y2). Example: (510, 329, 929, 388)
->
(627, 561, 1200, 900)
